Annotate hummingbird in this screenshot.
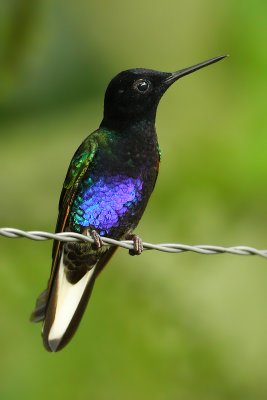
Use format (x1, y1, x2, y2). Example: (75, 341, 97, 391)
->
(31, 55, 226, 352)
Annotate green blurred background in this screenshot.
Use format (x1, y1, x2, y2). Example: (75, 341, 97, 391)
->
(1, 0, 267, 399)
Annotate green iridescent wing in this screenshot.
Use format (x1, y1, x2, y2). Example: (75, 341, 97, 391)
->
(31, 133, 98, 323)
(50, 134, 98, 265)
(55, 135, 98, 235)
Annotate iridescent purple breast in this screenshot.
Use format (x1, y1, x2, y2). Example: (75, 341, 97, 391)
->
(70, 175, 143, 235)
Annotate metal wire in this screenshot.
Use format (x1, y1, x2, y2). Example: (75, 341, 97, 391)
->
(1, 227, 267, 259)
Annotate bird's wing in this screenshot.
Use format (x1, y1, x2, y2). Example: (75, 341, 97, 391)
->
(30, 136, 98, 324)
(31, 132, 118, 352)
(50, 134, 98, 287)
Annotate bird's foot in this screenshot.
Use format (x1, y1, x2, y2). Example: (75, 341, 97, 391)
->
(126, 234, 143, 256)
(85, 229, 104, 250)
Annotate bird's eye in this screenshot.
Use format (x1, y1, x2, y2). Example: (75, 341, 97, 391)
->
(133, 79, 151, 93)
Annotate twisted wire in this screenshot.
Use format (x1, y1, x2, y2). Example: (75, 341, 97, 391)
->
(1, 227, 267, 259)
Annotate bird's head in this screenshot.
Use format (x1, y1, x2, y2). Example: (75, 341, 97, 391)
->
(101, 55, 227, 127)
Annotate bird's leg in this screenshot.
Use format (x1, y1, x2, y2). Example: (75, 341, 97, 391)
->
(125, 233, 144, 256)
(84, 229, 104, 250)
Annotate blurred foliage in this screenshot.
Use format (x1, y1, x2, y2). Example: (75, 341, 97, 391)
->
(1, 0, 267, 399)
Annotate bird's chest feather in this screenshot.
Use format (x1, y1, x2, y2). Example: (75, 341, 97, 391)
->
(70, 131, 160, 236)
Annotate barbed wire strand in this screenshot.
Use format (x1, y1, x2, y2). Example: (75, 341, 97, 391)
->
(1, 227, 267, 259)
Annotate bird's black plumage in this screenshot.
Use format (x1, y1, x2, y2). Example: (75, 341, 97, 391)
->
(31, 55, 227, 351)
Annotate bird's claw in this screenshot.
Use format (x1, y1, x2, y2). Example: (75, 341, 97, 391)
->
(126, 234, 143, 256)
(88, 229, 104, 250)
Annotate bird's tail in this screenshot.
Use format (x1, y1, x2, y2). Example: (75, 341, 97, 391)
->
(31, 245, 117, 352)
(31, 248, 98, 352)
(30, 289, 49, 323)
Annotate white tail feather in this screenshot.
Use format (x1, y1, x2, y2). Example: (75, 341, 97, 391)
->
(45, 251, 96, 351)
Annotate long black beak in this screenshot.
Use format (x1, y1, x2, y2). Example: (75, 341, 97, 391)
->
(165, 55, 227, 85)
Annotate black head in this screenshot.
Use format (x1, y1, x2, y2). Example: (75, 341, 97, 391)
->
(101, 55, 227, 128)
